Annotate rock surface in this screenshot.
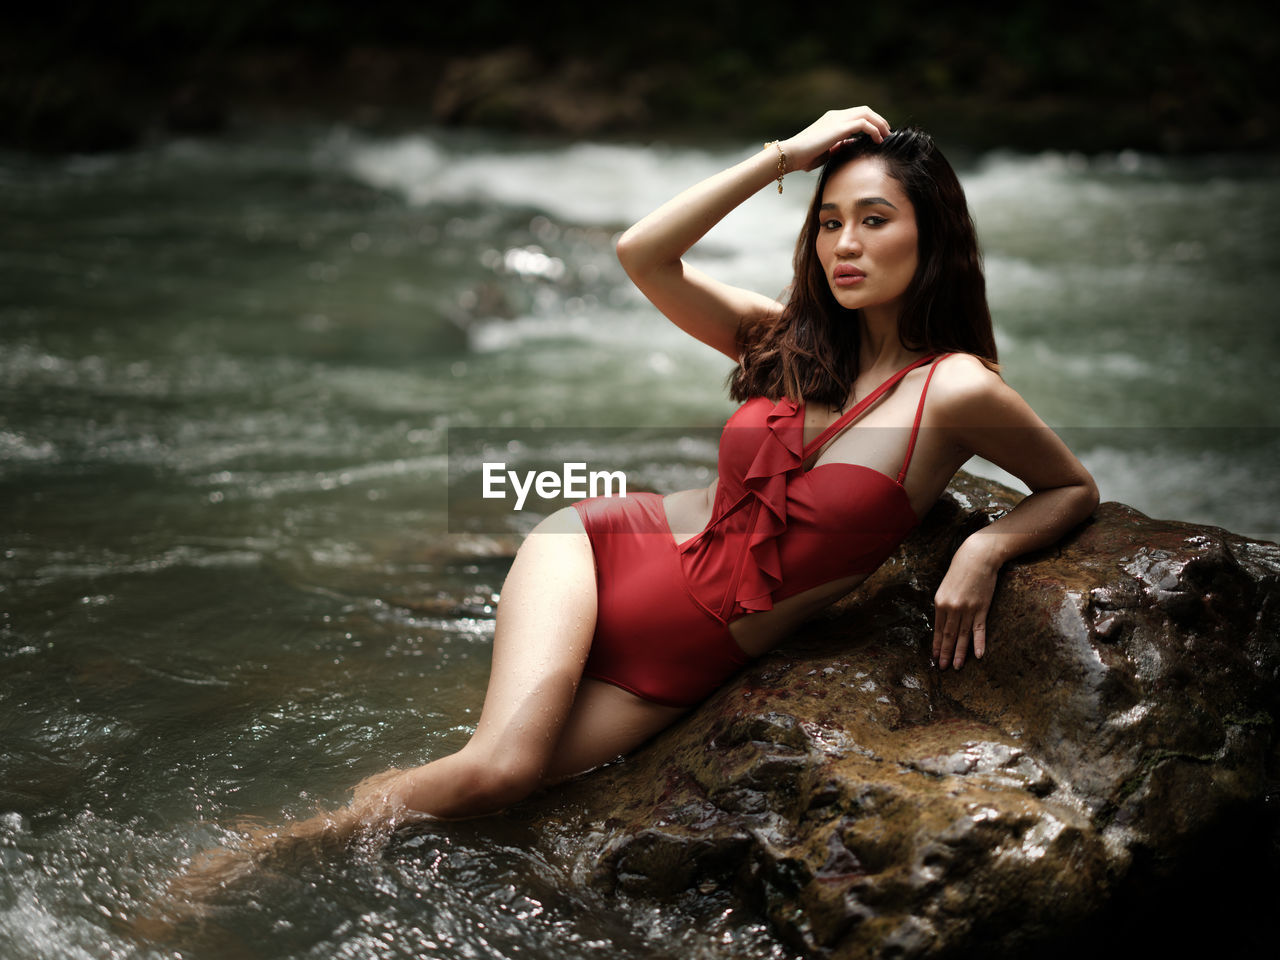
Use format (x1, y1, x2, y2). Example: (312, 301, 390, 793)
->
(519, 472, 1280, 958)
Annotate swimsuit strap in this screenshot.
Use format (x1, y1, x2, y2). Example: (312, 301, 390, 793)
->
(803, 354, 938, 458)
(897, 353, 951, 484)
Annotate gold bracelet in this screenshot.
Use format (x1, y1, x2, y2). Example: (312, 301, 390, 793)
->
(765, 140, 786, 193)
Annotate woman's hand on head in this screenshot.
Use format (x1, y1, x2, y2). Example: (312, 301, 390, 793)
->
(932, 534, 1002, 670)
(781, 107, 892, 173)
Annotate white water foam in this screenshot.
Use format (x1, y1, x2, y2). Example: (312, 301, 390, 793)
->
(335, 130, 809, 292)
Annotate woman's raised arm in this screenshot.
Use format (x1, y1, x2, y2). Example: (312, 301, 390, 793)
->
(615, 107, 892, 359)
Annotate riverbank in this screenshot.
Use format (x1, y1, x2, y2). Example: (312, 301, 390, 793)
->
(5, 41, 1275, 155)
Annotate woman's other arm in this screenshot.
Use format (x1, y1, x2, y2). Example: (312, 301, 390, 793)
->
(928, 357, 1100, 669)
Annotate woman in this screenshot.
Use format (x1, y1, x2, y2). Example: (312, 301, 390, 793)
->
(187, 106, 1097, 876)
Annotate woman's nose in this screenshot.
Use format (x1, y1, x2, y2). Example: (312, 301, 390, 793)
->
(835, 227, 862, 255)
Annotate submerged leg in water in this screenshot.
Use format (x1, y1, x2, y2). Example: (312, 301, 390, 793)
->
(156, 507, 686, 910)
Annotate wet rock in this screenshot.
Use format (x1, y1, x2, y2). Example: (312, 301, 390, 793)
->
(522, 472, 1280, 958)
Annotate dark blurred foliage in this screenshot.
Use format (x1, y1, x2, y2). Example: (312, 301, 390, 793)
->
(2, 0, 1276, 152)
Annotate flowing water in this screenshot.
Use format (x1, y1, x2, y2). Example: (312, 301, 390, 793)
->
(1, 122, 1277, 959)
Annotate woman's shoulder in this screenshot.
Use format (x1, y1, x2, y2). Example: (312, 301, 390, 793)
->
(926, 352, 1016, 421)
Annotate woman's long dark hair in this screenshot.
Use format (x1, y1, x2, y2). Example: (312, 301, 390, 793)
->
(729, 128, 996, 406)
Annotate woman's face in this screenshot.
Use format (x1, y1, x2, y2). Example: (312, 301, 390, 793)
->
(814, 157, 919, 318)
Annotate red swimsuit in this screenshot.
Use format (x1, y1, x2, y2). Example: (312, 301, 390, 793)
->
(573, 354, 948, 706)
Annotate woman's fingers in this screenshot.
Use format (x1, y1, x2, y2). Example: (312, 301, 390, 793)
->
(933, 599, 991, 670)
(937, 610, 972, 670)
(822, 106, 890, 142)
(850, 105, 891, 141)
(933, 604, 962, 669)
(932, 608, 948, 663)
(785, 106, 892, 171)
(932, 542, 999, 671)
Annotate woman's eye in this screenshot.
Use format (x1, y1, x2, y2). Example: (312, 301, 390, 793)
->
(863, 216, 888, 227)
(821, 219, 841, 230)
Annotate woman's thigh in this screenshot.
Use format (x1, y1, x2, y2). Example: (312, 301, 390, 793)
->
(466, 506, 689, 784)
(466, 506, 598, 767)
(543, 678, 688, 782)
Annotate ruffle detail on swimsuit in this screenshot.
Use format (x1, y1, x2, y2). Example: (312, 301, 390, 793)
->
(675, 354, 940, 625)
(732, 396, 806, 614)
(674, 395, 805, 621)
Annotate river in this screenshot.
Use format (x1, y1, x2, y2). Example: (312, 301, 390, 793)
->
(1, 123, 1276, 958)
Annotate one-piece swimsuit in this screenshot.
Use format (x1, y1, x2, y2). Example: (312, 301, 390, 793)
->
(572, 353, 949, 706)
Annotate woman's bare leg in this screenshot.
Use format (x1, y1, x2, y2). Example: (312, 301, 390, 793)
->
(542, 677, 689, 782)
(362, 516, 690, 813)
(160, 506, 689, 918)
(360, 506, 602, 818)
(178, 510, 597, 858)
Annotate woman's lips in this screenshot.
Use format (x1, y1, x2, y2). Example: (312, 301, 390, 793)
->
(833, 264, 866, 287)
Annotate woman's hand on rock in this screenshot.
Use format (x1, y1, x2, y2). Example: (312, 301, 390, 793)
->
(780, 106, 892, 173)
(932, 536, 1002, 670)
